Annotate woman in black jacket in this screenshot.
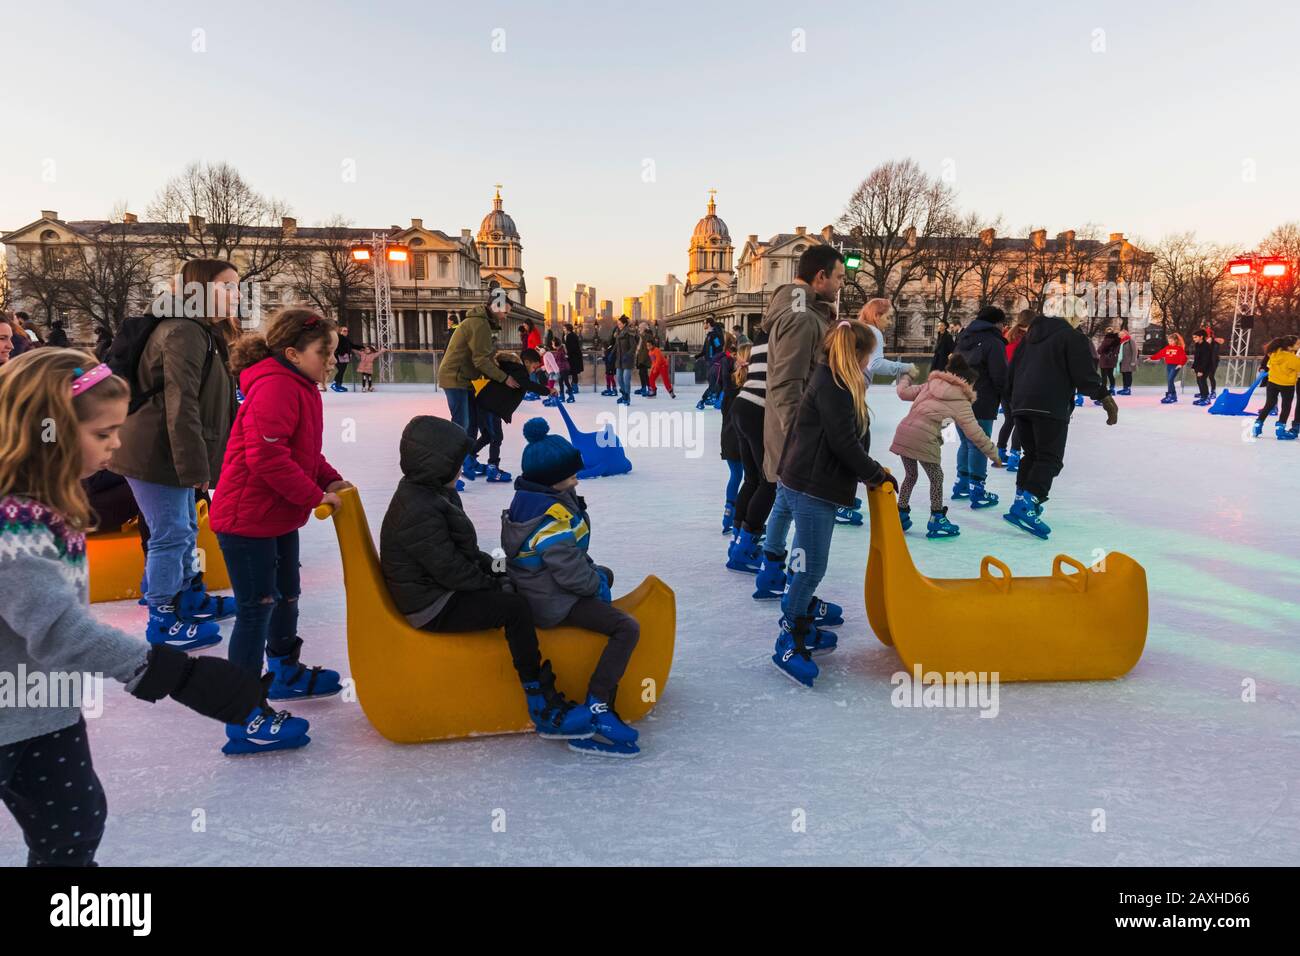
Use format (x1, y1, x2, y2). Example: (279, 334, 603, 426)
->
(563, 323, 584, 397)
(931, 321, 955, 373)
(770, 321, 894, 688)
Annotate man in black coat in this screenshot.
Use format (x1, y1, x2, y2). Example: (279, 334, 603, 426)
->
(1003, 313, 1117, 538)
(951, 306, 1009, 502)
(931, 321, 955, 373)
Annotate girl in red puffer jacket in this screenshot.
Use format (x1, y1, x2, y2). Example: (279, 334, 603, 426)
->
(212, 308, 352, 700)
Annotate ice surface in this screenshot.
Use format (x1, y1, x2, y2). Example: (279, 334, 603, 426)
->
(4, 382, 1298, 866)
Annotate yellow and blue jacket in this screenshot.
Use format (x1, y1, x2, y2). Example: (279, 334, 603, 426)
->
(499, 479, 603, 627)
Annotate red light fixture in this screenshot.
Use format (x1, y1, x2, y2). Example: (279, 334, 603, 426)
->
(1228, 259, 1252, 276)
(351, 246, 371, 262)
(386, 245, 410, 263)
(1260, 260, 1288, 278)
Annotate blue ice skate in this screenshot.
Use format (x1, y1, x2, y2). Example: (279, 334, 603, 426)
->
(967, 481, 999, 510)
(772, 621, 819, 687)
(485, 464, 513, 482)
(1005, 450, 1021, 473)
(266, 639, 342, 702)
(222, 706, 311, 756)
(147, 603, 222, 652)
(523, 662, 594, 740)
(951, 477, 971, 500)
(752, 551, 786, 600)
(834, 506, 864, 526)
(726, 528, 762, 573)
(1003, 491, 1051, 539)
(898, 505, 913, 531)
(926, 507, 960, 539)
(178, 578, 235, 622)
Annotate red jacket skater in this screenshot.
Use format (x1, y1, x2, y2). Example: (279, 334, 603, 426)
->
(211, 356, 342, 538)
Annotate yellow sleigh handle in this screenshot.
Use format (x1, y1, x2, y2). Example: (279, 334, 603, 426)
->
(979, 556, 1012, 592)
(1052, 554, 1089, 592)
(315, 501, 338, 520)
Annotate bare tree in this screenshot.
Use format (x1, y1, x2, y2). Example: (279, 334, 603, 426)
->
(286, 216, 372, 324)
(838, 158, 956, 347)
(924, 210, 982, 329)
(1149, 233, 1235, 342)
(8, 242, 74, 327)
(967, 215, 1018, 310)
(147, 161, 293, 285)
(65, 214, 164, 334)
(1011, 225, 1103, 318)
(1255, 222, 1300, 342)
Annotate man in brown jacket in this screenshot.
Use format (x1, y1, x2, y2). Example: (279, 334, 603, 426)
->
(438, 284, 517, 476)
(761, 244, 844, 483)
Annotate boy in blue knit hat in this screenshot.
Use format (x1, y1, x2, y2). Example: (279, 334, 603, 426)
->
(500, 417, 642, 757)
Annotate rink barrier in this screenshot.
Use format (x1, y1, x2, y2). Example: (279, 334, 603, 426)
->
(314, 488, 676, 743)
(864, 482, 1147, 681)
(86, 499, 231, 604)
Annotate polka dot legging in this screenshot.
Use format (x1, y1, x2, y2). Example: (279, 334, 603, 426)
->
(1, 716, 106, 866)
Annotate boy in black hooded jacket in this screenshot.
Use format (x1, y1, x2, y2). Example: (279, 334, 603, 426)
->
(1003, 314, 1118, 538)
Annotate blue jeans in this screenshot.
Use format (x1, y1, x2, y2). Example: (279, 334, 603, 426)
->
(957, 418, 996, 481)
(1165, 364, 1179, 397)
(217, 531, 302, 676)
(764, 482, 794, 558)
(444, 387, 473, 435)
(617, 368, 632, 400)
(126, 478, 198, 606)
(777, 484, 838, 622)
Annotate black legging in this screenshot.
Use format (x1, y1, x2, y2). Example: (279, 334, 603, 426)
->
(1122, 370, 1133, 389)
(996, 415, 1020, 453)
(333, 361, 349, 388)
(1101, 367, 1116, 391)
(1256, 382, 1295, 425)
(637, 366, 649, 390)
(732, 399, 775, 532)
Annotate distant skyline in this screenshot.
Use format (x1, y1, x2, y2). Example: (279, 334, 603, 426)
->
(2, 0, 1297, 308)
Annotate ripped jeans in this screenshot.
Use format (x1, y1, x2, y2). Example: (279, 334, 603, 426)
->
(216, 530, 301, 676)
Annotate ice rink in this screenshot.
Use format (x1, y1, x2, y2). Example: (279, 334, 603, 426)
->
(5, 381, 1298, 866)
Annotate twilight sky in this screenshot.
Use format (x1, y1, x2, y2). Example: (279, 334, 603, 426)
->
(2, 0, 1296, 306)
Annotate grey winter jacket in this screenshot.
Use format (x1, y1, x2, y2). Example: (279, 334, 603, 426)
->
(500, 480, 603, 628)
(0, 496, 148, 747)
(760, 283, 836, 482)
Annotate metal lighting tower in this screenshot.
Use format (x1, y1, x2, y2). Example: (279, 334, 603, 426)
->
(1223, 255, 1289, 387)
(351, 235, 410, 384)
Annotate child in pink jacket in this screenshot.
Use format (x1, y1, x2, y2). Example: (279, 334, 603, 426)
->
(891, 352, 1002, 538)
(355, 345, 387, 392)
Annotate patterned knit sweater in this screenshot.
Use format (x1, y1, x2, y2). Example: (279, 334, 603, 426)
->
(0, 495, 148, 746)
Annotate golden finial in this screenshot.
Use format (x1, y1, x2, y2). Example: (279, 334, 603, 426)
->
(707, 187, 717, 215)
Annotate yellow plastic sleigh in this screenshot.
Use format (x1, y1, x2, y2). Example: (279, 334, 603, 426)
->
(864, 483, 1147, 681)
(315, 488, 676, 743)
(86, 499, 231, 604)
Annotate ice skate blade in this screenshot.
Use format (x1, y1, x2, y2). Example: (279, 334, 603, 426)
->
(771, 655, 815, 688)
(568, 737, 640, 758)
(536, 729, 596, 741)
(221, 734, 311, 757)
(1002, 514, 1050, 539)
(267, 688, 342, 703)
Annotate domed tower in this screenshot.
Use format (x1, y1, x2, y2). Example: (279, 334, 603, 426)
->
(477, 185, 526, 306)
(685, 189, 734, 306)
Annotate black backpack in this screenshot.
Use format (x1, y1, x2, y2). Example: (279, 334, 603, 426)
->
(106, 315, 216, 415)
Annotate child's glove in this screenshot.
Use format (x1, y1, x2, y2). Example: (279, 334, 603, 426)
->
(128, 644, 267, 724)
(596, 568, 612, 604)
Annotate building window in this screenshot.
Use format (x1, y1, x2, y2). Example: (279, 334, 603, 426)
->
(412, 253, 427, 280)
(439, 255, 449, 278)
